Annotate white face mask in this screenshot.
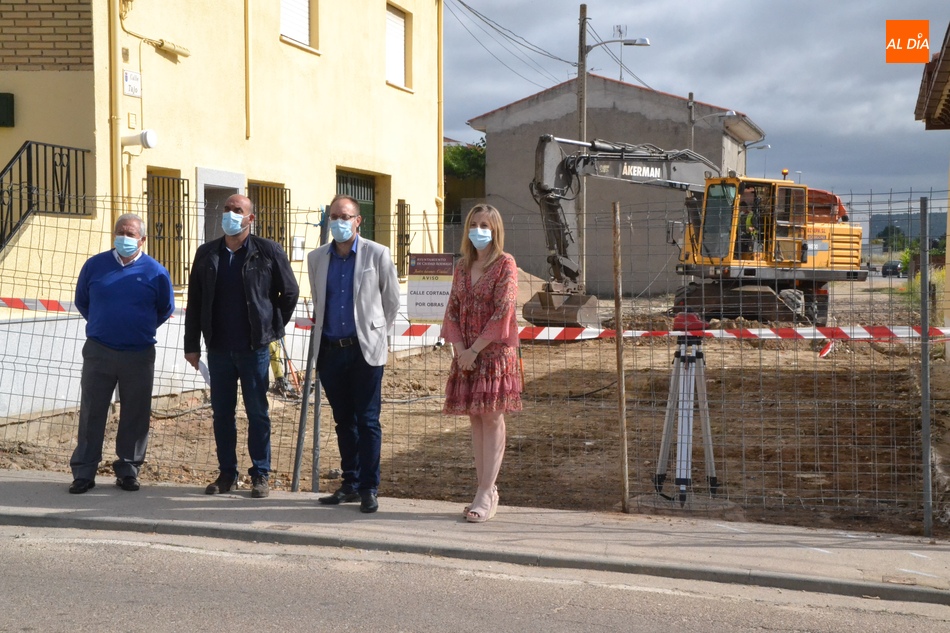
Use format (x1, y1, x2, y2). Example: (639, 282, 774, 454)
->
(330, 218, 355, 242)
(221, 211, 246, 236)
(468, 227, 492, 250)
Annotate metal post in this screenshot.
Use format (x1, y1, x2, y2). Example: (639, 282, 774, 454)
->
(576, 3, 587, 291)
(311, 378, 323, 492)
(920, 196, 933, 538)
(291, 319, 319, 492)
(612, 201, 628, 511)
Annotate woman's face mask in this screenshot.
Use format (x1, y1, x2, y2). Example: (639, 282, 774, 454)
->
(468, 227, 492, 250)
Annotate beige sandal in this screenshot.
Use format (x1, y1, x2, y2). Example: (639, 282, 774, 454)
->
(466, 487, 498, 523)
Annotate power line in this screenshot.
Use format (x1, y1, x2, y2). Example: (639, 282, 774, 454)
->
(444, 1, 550, 89)
(587, 24, 653, 91)
(445, 0, 571, 86)
(452, 0, 574, 64)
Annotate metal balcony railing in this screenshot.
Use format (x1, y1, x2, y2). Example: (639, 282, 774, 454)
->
(0, 141, 90, 251)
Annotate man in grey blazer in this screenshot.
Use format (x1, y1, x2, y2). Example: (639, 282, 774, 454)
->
(307, 194, 401, 513)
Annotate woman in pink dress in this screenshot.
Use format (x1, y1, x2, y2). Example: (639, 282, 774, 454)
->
(442, 204, 522, 523)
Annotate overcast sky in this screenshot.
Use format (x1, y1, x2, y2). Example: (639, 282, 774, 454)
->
(443, 0, 949, 196)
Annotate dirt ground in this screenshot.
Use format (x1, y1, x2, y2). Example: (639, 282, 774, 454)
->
(2, 276, 948, 537)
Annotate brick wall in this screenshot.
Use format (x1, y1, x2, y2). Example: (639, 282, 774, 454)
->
(0, 0, 93, 70)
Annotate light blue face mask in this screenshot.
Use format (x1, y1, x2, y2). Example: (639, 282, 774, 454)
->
(468, 227, 492, 250)
(114, 235, 140, 257)
(330, 218, 355, 243)
(221, 211, 245, 236)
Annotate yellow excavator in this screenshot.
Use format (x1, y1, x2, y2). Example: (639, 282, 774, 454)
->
(525, 134, 719, 327)
(524, 134, 865, 327)
(671, 174, 865, 325)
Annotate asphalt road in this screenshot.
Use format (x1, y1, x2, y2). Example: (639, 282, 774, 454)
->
(2, 526, 945, 633)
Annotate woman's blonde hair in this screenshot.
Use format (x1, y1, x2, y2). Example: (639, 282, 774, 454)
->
(460, 203, 505, 270)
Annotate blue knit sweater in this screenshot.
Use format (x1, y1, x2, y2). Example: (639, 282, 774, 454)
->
(75, 250, 175, 351)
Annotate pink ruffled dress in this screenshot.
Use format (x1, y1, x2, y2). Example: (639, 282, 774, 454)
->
(441, 253, 523, 415)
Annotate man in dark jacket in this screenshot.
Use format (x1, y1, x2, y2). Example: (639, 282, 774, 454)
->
(184, 194, 299, 498)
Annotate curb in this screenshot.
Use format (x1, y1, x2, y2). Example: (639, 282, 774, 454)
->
(2, 512, 947, 606)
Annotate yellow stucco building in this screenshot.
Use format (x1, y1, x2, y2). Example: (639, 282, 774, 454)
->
(0, 0, 444, 301)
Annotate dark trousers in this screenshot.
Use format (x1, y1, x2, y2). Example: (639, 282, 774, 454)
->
(70, 339, 155, 480)
(318, 341, 384, 494)
(207, 347, 272, 478)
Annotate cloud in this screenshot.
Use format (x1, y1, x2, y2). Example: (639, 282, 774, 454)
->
(443, 0, 950, 194)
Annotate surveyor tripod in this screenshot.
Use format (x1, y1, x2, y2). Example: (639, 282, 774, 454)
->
(653, 330, 718, 505)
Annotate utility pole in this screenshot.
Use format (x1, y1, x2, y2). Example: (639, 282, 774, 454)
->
(576, 3, 588, 290)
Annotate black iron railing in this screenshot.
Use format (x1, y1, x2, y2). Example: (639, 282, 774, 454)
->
(145, 174, 191, 286)
(248, 183, 292, 253)
(0, 141, 90, 251)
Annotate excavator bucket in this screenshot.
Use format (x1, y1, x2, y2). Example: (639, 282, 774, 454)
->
(522, 291, 600, 328)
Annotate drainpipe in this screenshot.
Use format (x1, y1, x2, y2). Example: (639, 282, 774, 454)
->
(435, 0, 444, 252)
(245, 0, 251, 139)
(109, 0, 123, 226)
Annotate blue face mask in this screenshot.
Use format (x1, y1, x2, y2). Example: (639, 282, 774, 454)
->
(468, 227, 492, 250)
(221, 211, 246, 236)
(330, 219, 355, 243)
(114, 235, 140, 258)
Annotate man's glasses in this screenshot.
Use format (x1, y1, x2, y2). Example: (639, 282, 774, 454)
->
(329, 214, 357, 222)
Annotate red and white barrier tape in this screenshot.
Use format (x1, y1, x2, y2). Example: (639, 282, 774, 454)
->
(294, 317, 942, 342)
(2, 297, 939, 342)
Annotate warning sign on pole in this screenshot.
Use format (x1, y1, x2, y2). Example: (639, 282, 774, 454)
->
(407, 254, 454, 321)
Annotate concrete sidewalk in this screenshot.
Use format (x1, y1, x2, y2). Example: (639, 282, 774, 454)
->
(0, 469, 947, 605)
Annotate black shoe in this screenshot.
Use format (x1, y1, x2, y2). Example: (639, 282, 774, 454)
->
(205, 474, 239, 495)
(116, 476, 140, 492)
(251, 475, 270, 498)
(68, 478, 95, 494)
(360, 491, 379, 514)
(318, 487, 360, 505)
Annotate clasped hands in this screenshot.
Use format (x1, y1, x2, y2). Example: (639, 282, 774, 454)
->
(455, 347, 479, 371)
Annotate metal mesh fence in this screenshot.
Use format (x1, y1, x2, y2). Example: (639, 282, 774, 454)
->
(0, 188, 948, 535)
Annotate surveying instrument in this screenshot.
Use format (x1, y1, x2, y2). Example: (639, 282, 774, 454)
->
(653, 311, 719, 505)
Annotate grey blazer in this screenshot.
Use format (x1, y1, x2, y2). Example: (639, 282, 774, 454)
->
(307, 236, 401, 367)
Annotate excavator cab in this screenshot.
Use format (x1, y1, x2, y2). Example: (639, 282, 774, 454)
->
(673, 177, 865, 324)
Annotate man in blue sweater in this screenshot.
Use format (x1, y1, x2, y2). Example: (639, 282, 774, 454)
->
(69, 213, 175, 494)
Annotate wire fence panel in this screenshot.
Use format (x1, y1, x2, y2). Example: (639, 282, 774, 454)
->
(0, 189, 947, 536)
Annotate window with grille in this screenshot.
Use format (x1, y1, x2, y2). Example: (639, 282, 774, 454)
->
(145, 174, 190, 286)
(336, 171, 376, 242)
(247, 183, 291, 253)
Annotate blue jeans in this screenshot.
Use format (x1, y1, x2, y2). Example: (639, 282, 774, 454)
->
(207, 347, 271, 478)
(317, 342, 384, 493)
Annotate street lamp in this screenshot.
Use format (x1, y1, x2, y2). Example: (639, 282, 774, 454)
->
(738, 142, 770, 177)
(688, 109, 736, 151)
(576, 3, 650, 289)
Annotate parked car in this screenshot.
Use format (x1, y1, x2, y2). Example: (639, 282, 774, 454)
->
(881, 260, 904, 277)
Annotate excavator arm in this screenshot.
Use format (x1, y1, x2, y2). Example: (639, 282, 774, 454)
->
(524, 134, 719, 327)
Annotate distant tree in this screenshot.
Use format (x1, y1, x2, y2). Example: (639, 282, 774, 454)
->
(877, 225, 906, 252)
(444, 138, 485, 181)
(931, 235, 946, 257)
